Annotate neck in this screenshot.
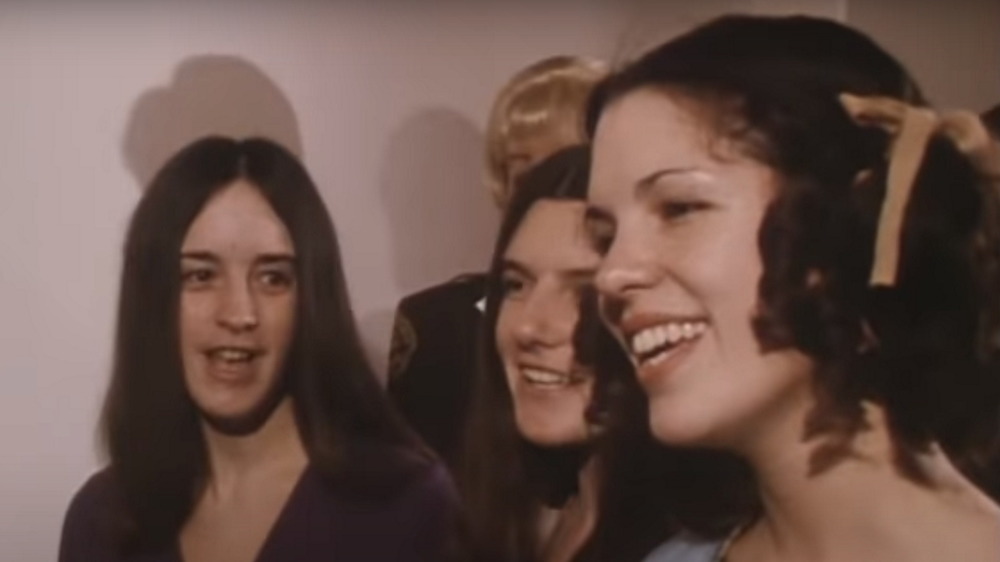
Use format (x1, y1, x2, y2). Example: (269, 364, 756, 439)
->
(201, 398, 308, 492)
(739, 402, 999, 561)
(536, 456, 601, 562)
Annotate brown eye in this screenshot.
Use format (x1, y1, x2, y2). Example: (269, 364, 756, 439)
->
(181, 268, 215, 287)
(258, 270, 294, 291)
(500, 274, 527, 299)
(659, 200, 709, 221)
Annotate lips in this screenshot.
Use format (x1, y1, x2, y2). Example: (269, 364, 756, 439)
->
(518, 364, 588, 389)
(629, 321, 706, 364)
(203, 346, 263, 381)
(616, 313, 709, 366)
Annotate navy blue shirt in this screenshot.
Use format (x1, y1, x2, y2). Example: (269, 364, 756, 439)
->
(59, 462, 457, 562)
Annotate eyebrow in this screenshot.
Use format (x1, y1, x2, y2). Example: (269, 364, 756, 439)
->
(256, 253, 296, 267)
(180, 251, 296, 266)
(500, 258, 597, 281)
(635, 167, 704, 196)
(180, 251, 219, 263)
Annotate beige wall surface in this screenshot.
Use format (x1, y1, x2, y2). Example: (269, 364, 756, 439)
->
(1, 1, 993, 560)
(848, 0, 1000, 111)
(0, 4, 629, 559)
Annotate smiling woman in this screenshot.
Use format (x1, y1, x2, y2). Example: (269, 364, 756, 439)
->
(460, 145, 679, 562)
(585, 14, 1000, 562)
(58, 137, 458, 562)
(178, 181, 298, 437)
(495, 197, 600, 447)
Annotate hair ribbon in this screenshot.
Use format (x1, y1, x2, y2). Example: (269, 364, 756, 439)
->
(838, 93, 1000, 286)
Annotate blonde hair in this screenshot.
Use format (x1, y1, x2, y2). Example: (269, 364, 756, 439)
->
(485, 55, 607, 207)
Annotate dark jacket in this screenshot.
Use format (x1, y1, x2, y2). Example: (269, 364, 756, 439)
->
(387, 273, 487, 470)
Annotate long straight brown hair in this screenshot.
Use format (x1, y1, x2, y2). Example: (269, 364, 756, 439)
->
(459, 145, 706, 562)
(100, 136, 433, 554)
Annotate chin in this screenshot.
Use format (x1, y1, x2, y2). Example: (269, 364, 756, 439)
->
(516, 416, 588, 447)
(647, 399, 718, 447)
(195, 393, 265, 419)
(194, 388, 288, 437)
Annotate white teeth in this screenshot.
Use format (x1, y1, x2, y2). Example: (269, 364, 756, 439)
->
(629, 321, 707, 358)
(522, 368, 570, 386)
(666, 323, 682, 343)
(212, 348, 253, 362)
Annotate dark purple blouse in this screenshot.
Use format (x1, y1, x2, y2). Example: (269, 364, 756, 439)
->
(58, 462, 457, 562)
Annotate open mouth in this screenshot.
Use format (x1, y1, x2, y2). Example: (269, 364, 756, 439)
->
(629, 320, 707, 366)
(520, 366, 585, 389)
(205, 346, 262, 365)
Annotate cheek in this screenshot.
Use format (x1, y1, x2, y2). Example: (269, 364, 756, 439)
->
(679, 215, 765, 314)
(264, 295, 297, 345)
(179, 294, 213, 342)
(494, 312, 520, 393)
(494, 304, 518, 357)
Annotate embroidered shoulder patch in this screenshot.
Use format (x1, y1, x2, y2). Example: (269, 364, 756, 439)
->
(388, 311, 418, 381)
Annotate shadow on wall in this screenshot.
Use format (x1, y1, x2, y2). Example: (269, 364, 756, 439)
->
(121, 54, 303, 189)
(379, 107, 498, 296)
(358, 307, 396, 384)
(357, 108, 498, 381)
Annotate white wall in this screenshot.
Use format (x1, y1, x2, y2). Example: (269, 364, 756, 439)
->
(847, 0, 1000, 111)
(0, 1, 993, 560)
(0, 3, 630, 559)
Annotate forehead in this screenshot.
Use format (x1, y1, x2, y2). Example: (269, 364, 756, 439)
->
(505, 200, 597, 267)
(591, 88, 717, 189)
(181, 179, 293, 254)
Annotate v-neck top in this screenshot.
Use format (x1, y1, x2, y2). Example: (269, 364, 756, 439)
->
(59, 462, 456, 562)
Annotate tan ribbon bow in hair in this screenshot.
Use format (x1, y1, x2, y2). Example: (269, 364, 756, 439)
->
(838, 93, 1000, 286)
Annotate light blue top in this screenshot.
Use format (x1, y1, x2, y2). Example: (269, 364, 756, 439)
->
(642, 534, 725, 562)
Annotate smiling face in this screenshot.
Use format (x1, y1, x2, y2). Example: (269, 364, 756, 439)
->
(495, 199, 601, 446)
(179, 179, 298, 435)
(587, 88, 814, 452)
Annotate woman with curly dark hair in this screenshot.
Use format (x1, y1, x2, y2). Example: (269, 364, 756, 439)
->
(584, 14, 1000, 562)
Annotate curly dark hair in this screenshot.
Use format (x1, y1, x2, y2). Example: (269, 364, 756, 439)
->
(984, 104, 1000, 139)
(586, 14, 1000, 523)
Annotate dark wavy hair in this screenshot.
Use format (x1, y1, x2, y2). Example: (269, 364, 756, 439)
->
(984, 104, 1000, 139)
(459, 145, 699, 562)
(587, 14, 1000, 526)
(100, 136, 434, 554)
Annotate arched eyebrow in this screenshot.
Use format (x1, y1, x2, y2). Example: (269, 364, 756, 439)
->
(501, 258, 596, 283)
(635, 167, 704, 196)
(500, 259, 533, 279)
(180, 250, 218, 263)
(255, 253, 296, 267)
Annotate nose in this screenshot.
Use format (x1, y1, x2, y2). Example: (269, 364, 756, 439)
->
(513, 290, 575, 350)
(594, 233, 659, 302)
(215, 279, 259, 333)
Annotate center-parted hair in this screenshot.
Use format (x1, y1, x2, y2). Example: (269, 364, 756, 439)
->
(460, 145, 713, 562)
(587, 14, 1000, 523)
(100, 137, 433, 554)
